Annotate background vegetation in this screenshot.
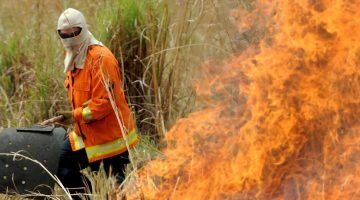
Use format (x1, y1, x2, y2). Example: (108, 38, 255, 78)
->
(0, 0, 255, 198)
(0, 0, 244, 132)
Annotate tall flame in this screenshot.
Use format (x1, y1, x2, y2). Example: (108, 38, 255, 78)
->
(130, 0, 360, 199)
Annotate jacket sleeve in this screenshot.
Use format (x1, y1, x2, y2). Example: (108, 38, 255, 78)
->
(73, 54, 122, 123)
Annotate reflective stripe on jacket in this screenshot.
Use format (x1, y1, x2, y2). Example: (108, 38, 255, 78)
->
(69, 129, 138, 162)
(63, 45, 138, 163)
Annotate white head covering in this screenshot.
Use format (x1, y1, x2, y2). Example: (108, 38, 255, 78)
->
(57, 8, 103, 72)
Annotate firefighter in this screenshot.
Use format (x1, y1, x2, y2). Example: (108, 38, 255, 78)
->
(56, 8, 138, 198)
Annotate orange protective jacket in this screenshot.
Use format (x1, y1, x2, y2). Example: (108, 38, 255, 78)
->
(63, 45, 138, 163)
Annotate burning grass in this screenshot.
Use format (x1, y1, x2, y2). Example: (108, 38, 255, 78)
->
(127, 0, 360, 199)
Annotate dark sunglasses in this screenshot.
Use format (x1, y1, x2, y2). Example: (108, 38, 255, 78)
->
(58, 28, 82, 39)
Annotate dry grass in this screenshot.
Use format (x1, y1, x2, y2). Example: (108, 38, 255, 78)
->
(94, 0, 242, 141)
(0, 0, 241, 135)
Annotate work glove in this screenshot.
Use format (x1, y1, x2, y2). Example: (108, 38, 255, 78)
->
(39, 111, 72, 126)
(55, 111, 73, 121)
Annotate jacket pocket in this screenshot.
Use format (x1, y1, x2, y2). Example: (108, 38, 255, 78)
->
(73, 81, 91, 107)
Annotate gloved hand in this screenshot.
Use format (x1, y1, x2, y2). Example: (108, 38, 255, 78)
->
(39, 111, 71, 126)
(56, 111, 73, 121)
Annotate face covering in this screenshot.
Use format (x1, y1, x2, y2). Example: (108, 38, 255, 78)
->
(57, 8, 103, 72)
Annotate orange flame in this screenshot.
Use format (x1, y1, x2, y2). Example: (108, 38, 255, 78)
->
(130, 0, 360, 199)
